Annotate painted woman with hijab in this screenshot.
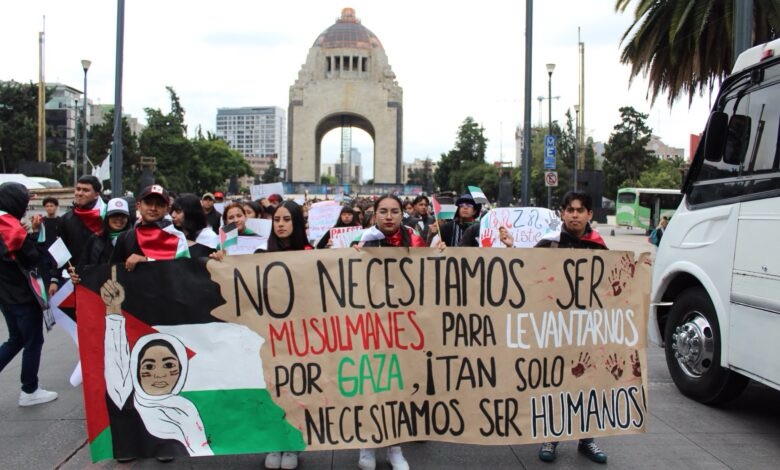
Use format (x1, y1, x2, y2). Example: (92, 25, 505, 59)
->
(101, 271, 213, 459)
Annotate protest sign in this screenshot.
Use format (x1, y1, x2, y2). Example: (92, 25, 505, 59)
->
(480, 207, 561, 248)
(307, 201, 342, 242)
(250, 182, 285, 202)
(77, 248, 651, 461)
(329, 226, 364, 248)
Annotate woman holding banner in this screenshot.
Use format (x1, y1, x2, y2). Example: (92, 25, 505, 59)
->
(261, 200, 311, 469)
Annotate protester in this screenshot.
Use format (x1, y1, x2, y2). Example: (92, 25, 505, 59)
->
(201, 192, 222, 233)
(60, 175, 104, 271)
(171, 194, 220, 258)
(260, 200, 312, 469)
(30, 196, 61, 249)
(222, 203, 249, 235)
(242, 201, 265, 220)
(430, 193, 480, 246)
(408, 195, 435, 241)
(267, 194, 284, 210)
(534, 191, 608, 464)
(352, 194, 420, 469)
(72, 198, 132, 278)
(315, 206, 360, 249)
(0, 182, 58, 407)
(111, 185, 190, 272)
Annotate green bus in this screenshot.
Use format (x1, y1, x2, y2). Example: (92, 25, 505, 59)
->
(615, 187, 683, 230)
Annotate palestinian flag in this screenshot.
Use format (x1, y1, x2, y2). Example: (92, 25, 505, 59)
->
(353, 225, 386, 246)
(195, 227, 220, 250)
(432, 196, 456, 220)
(77, 261, 305, 462)
(467, 185, 489, 205)
(73, 197, 107, 236)
(219, 222, 238, 250)
(36, 219, 46, 244)
(136, 222, 191, 260)
(50, 281, 83, 386)
(0, 209, 27, 258)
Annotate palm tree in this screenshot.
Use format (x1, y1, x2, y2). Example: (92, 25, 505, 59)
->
(616, 0, 780, 106)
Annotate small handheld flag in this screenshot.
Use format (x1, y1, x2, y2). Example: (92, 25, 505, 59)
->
(48, 237, 73, 268)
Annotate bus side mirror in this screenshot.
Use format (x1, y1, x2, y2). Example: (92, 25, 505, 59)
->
(703, 112, 728, 162)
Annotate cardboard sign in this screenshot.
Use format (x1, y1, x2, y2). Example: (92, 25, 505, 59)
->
(77, 248, 651, 461)
(329, 226, 365, 248)
(480, 208, 561, 248)
(250, 182, 285, 202)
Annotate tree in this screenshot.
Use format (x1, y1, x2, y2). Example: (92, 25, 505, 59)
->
(261, 161, 282, 183)
(602, 106, 655, 198)
(189, 133, 251, 194)
(89, 108, 141, 192)
(616, 0, 780, 105)
(320, 174, 337, 185)
(434, 117, 489, 191)
(138, 87, 195, 191)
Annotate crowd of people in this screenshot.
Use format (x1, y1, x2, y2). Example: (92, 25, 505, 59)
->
(0, 176, 610, 468)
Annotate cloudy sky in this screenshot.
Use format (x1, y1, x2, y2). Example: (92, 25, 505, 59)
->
(5, 0, 715, 180)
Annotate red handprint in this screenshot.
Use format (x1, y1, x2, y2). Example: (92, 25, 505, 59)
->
(604, 353, 626, 380)
(609, 268, 626, 296)
(630, 350, 642, 378)
(571, 352, 594, 378)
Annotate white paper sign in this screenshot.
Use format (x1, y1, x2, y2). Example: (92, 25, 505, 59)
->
(479, 207, 561, 248)
(307, 203, 343, 242)
(250, 182, 285, 201)
(48, 237, 72, 268)
(329, 226, 365, 248)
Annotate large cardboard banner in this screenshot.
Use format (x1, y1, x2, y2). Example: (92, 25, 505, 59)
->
(77, 248, 651, 461)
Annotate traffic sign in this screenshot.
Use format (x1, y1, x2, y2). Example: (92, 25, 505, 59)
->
(544, 171, 558, 187)
(545, 135, 556, 147)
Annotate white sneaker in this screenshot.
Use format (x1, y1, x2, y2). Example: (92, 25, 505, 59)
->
(265, 452, 282, 469)
(387, 446, 409, 470)
(18, 388, 58, 407)
(358, 448, 376, 470)
(280, 452, 298, 469)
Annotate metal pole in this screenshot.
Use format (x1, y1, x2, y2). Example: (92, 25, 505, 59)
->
(111, 0, 125, 196)
(73, 99, 79, 185)
(733, 0, 753, 64)
(521, 0, 533, 206)
(547, 69, 553, 209)
(573, 105, 579, 191)
(81, 62, 90, 177)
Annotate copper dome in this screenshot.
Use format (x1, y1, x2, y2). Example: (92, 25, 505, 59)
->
(313, 8, 382, 50)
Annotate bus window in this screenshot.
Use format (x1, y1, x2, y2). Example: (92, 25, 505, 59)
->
(617, 192, 635, 204)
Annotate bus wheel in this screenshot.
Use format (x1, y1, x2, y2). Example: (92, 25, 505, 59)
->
(664, 287, 748, 405)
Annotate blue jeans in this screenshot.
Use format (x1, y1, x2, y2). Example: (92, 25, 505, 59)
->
(0, 302, 44, 393)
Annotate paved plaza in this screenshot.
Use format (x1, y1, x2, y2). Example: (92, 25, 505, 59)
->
(1, 228, 778, 469)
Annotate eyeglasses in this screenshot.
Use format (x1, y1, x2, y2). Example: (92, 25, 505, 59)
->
(458, 203, 474, 208)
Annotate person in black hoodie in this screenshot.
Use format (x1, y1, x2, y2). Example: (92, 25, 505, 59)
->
(429, 193, 481, 247)
(534, 191, 608, 465)
(60, 175, 104, 269)
(0, 182, 59, 407)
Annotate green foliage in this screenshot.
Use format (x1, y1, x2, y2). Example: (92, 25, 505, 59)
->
(320, 174, 338, 185)
(190, 134, 252, 194)
(434, 117, 489, 193)
(262, 161, 282, 183)
(616, 0, 780, 105)
(637, 156, 686, 189)
(602, 106, 655, 198)
(89, 108, 141, 192)
(516, 121, 573, 207)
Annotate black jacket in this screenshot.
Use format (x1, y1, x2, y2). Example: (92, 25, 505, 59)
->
(0, 183, 50, 305)
(60, 200, 101, 268)
(534, 223, 608, 250)
(205, 209, 221, 234)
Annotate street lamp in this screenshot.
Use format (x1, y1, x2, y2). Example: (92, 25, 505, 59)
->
(573, 104, 580, 192)
(546, 63, 555, 209)
(81, 59, 91, 178)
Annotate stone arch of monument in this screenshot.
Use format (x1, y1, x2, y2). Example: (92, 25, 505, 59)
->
(288, 8, 402, 184)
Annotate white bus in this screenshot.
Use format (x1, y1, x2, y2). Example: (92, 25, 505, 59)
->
(650, 39, 780, 404)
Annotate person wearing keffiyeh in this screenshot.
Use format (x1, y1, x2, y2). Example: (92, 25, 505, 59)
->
(0, 182, 59, 407)
(59, 175, 104, 271)
(111, 185, 190, 272)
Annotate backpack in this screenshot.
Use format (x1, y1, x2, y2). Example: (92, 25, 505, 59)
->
(649, 228, 660, 246)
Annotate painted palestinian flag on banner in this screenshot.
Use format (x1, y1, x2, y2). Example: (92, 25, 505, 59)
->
(73, 197, 107, 236)
(467, 185, 489, 205)
(136, 223, 191, 260)
(431, 196, 456, 220)
(0, 209, 28, 257)
(77, 261, 304, 462)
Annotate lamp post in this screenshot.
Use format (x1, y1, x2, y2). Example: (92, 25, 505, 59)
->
(573, 104, 579, 192)
(81, 59, 91, 178)
(546, 63, 555, 209)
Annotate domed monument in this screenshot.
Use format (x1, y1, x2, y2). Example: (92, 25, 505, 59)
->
(288, 8, 403, 184)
